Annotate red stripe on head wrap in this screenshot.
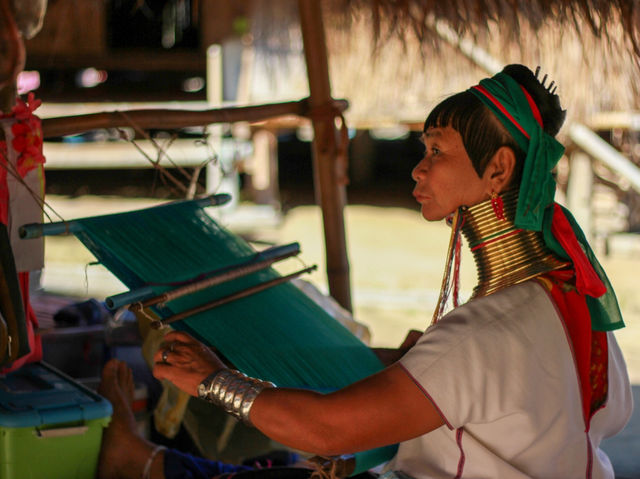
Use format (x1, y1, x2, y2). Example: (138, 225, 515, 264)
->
(471, 85, 530, 140)
(519, 86, 543, 128)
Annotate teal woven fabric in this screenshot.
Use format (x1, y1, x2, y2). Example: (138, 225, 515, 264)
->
(71, 199, 383, 390)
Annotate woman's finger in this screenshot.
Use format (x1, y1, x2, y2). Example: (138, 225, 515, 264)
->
(153, 358, 220, 397)
(154, 346, 183, 365)
(155, 341, 220, 367)
(165, 342, 194, 356)
(153, 348, 163, 364)
(162, 330, 199, 344)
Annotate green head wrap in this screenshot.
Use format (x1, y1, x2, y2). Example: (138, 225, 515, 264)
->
(469, 72, 565, 231)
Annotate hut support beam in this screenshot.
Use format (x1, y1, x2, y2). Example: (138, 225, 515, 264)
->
(569, 123, 640, 194)
(40, 99, 349, 139)
(566, 151, 593, 243)
(298, 0, 352, 311)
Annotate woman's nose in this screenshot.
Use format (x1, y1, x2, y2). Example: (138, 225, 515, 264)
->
(412, 157, 428, 181)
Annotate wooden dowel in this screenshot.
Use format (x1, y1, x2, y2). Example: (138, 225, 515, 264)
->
(131, 243, 301, 310)
(41, 98, 349, 139)
(151, 265, 317, 329)
(106, 286, 155, 310)
(19, 193, 230, 239)
(19, 220, 82, 239)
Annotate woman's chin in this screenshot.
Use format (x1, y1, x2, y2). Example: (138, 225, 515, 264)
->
(420, 208, 448, 222)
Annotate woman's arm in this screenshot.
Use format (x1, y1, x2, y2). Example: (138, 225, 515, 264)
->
(153, 331, 443, 456)
(250, 363, 444, 455)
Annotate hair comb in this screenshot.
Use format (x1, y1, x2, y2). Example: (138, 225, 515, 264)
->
(534, 65, 558, 95)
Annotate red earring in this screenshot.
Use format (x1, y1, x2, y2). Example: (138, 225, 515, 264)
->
(491, 191, 506, 221)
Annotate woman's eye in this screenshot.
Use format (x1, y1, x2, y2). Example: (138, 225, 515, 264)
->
(431, 147, 440, 155)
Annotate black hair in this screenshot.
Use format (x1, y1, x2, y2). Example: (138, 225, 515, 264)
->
(423, 64, 567, 185)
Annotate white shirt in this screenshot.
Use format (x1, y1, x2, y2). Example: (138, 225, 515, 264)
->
(389, 280, 633, 479)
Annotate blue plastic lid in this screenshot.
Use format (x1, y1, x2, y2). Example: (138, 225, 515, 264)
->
(0, 362, 113, 428)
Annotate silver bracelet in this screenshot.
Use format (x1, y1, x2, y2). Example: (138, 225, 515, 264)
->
(197, 369, 275, 426)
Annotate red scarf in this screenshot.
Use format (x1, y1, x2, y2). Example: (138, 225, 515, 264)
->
(538, 270, 608, 428)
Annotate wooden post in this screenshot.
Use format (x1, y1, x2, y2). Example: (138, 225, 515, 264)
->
(567, 151, 594, 243)
(251, 128, 279, 206)
(298, 0, 352, 311)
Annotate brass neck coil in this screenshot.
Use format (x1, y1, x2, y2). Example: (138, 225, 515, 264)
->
(461, 189, 569, 299)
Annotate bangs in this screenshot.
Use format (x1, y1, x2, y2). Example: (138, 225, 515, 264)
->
(423, 90, 522, 178)
(423, 91, 487, 140)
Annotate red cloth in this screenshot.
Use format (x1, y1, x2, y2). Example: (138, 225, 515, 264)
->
(541, 270, 608, 428)
(550, 205, 606, 298)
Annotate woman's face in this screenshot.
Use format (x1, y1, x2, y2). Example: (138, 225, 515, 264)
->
(412, 126, 489, 221)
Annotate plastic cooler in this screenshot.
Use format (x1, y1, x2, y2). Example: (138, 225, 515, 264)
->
(0, 362, 112, 479)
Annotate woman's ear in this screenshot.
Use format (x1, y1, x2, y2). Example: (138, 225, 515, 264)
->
(484, 146, 516, 193)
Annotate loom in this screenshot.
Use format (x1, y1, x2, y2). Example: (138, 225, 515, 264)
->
(21, 194, 397, 474)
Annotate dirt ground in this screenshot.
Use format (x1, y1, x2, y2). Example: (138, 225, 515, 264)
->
(41, 195, 640, 384)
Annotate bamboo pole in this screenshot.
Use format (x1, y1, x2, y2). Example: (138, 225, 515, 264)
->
(298, 0, 352, 312)
(569, 123, 640, 194)
(40, 99, 348, 139)
(566, 150, 593, 243)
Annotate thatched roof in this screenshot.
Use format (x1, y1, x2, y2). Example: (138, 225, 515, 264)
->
(247, 0, 640, 134)
(328, 0, 640, 52)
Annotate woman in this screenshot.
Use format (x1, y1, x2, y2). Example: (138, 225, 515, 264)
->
(149, 64, 632, 478)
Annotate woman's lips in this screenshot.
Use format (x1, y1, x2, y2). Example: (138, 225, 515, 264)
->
(413, 192, 429, 202)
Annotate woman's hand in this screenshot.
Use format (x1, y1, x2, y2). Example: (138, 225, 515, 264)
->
(152, 330, 225, 396)
(372, 329, 424, 366)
